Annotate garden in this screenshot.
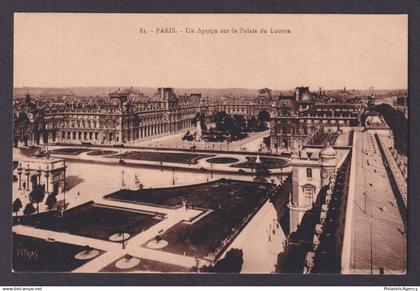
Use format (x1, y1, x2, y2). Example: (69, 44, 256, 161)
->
(13, 233, 103, 272)
(112, 151, 214, 165)
(50, 147, 91, 155)
(106, 179, 275, 259)
(231, 156, 288, 169)
(86, 150, 118, 156)
(19, 203, 162, 241)
(206, 157, 240, 164)
(100, 254, 192, 273)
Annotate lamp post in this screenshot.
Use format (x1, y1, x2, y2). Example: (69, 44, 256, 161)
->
(44, 168, 49, 194)
(122, 233, 126, 250)
(63, 166, 66, 210)
(172, 167, 175, 185)
(121, 169, 125, 188)
(25, 164, 31, 191)
(363, 192, 367, 214)
(17, 164, 22, 190)
(370, 220, 373, 274)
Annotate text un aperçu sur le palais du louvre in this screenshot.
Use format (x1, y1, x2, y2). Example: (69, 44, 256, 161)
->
(138, 27, 292, 35)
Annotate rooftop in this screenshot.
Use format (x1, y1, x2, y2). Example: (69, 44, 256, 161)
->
(346, 131, 406, 274)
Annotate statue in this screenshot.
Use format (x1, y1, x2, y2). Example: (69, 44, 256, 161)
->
(133, 174, 143, 190)
(195, 120, 202, 141)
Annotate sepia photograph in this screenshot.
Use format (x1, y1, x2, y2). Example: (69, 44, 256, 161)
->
(11, 13, 408, 275)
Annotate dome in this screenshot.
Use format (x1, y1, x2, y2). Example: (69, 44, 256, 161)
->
(320, 143, 336, 159)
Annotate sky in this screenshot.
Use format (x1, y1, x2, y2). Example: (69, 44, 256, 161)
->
(14, 13, 408, 90)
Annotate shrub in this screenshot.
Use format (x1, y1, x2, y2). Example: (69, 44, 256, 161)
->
(201, 248, 244, 273)
(23, 203, 36, 215)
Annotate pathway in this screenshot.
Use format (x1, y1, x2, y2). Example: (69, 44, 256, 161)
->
(73, 205, 206, 272)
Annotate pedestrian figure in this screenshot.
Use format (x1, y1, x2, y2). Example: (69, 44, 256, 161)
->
(266, 230, 271, 241)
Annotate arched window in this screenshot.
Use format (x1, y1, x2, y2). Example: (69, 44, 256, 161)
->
(306, 168, 312, 178)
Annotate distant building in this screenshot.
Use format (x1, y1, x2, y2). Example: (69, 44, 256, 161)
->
(270, 87, 363, 150)
(13, 88, 203, 145)
(13, 86, 364, 147)
(13, 92, 44, 147)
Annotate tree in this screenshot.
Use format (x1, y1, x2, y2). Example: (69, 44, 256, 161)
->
(374, 104, 408, 155)
(29, 184, 45, 214)
(12, 198, 23, 217)
(263, 136, 271, 148)
(23, 203, 36, 215)
(197, 112, 207, 130)
(201, 248, 244, 273)
(45, 194, 57, 210)
(233, 115, 246, 132)
(395, 96, 406, 106)
(257, 110, 270, 131)
(212, 111, 233, 133)
(247, 116, 258, 132)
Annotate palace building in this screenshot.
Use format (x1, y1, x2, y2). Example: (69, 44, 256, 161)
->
(270, 87, 364, 150)
(14, 88, 206, 146)
(13, 86, 364, 148)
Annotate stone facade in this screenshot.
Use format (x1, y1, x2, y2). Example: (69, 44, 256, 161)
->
(14, 88, 205, 146)
(270, 87, 363, 150)
(288, 144, 337, 233)
(15, 158, 66, 195)
(13, 86, 364, 147)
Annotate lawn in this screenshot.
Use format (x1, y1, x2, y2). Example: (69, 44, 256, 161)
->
(86, 150, 118, 156)
(112, 151, 214, 165)
(50, 148, 91, 155)
(12, 233, 103, 272)
(106, 179, 275, 259)
(20, 203, 162, 241)
(207, 157, 240, 164)
(231, 156, 288, 169)
(100, 255, 192, 273)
